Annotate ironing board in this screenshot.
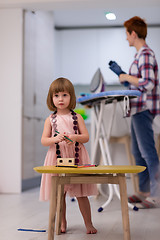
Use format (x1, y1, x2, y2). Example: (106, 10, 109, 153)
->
(34, 165, 145, 240)
(77, 90, 141, 106)
(77, 90, 141, 211)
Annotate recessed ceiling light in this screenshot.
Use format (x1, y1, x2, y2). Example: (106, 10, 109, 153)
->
(105, 12, 116, 20)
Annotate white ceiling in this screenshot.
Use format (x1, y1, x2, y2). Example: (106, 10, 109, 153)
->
(53, 7, 160, 28)
(1, 0, 160, 27)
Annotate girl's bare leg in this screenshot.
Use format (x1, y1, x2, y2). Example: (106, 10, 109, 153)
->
(77, 196, 97, 234)
(61, 193, 67, 233)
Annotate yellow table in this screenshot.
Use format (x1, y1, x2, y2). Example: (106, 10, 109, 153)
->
(34, 165, 146, 240)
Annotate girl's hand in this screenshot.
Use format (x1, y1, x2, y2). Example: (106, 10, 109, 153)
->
(54, 133, 65, 143)
(64, 134, 77, 145)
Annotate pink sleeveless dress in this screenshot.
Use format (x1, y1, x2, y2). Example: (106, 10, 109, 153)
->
(39, 112, 98, 201)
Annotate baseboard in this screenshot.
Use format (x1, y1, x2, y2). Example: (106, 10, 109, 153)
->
(22, 176, 41, 191)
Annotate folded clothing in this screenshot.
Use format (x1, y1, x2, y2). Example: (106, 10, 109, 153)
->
(108, 60, 129, 87)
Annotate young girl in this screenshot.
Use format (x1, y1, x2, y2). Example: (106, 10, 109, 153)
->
(40, 77, 98, 234)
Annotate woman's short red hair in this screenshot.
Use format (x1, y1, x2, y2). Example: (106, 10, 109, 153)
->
(124, 16, 147, 40)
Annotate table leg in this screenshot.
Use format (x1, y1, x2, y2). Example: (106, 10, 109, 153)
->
(118, 174, 131, 240)
(48, 176, 58, 240)
(56, 183, 64, 235)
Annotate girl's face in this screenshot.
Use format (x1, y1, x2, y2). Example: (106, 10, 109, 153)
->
(52, 91, 71, 111)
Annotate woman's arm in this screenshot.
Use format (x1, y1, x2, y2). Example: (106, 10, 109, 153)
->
(41, 117, 64, 146)
(119, 74, 139, 87)
(119, 53, 155, 90)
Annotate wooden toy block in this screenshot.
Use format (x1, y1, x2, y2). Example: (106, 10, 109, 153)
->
(56, 158, 76, 167)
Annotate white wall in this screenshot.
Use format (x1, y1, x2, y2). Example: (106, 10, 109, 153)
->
(54, 27, 160, 85)
(0, 9, 23, 193)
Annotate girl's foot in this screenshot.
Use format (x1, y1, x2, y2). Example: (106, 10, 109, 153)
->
(86, 224, 97, 234)
(61, 220, 67, 233)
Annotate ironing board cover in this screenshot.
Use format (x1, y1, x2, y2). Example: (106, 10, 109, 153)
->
(77, 90, 141, 105)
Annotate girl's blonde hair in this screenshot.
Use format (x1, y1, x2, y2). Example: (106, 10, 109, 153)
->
(47, 77, 76, 111)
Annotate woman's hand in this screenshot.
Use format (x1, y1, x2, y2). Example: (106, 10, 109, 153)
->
(119, 73, 128, 83)
(119, 73, 139, 87)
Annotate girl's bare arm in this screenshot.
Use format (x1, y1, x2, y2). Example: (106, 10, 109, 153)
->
(41, 117, 64, 146)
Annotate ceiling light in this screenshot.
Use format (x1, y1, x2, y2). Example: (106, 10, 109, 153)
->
(105, 12, 116, 20)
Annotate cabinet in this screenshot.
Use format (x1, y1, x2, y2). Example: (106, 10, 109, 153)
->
(22, 10, 54, 190)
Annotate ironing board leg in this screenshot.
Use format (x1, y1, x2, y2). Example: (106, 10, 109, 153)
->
(118, 174, 131, 240)
(48, 176, 58, 240)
